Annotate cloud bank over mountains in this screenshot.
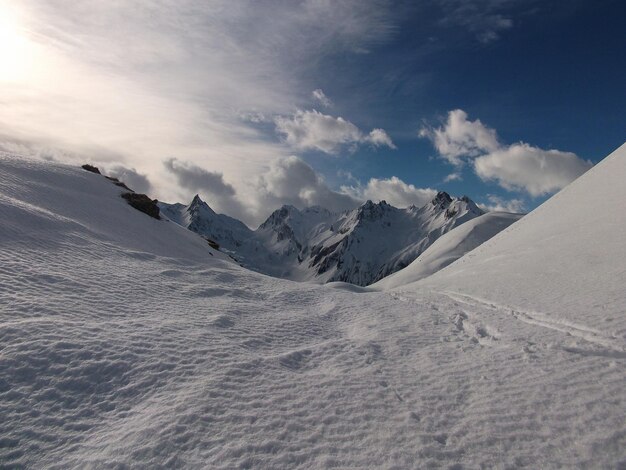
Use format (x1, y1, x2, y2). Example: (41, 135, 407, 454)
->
(161, 155, 441, 227)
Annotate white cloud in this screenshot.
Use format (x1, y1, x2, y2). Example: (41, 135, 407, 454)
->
(275, 109, 395, 154)
(474, 143, 593, 196)
(421, 109, 592, 196)
(419, 109, 499, 166)
(342, 176, 437, 208)
(478, 194, 526, 213)
(255, 156, 359, 216)
(312, 89, 332, 107)
(444, 172, 462, 182)
(366, 128, 397, 149)
(275, 110, 362, 154)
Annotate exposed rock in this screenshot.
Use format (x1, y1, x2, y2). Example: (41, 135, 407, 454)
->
(105, 176, 132, 191)
(121, 192, 160, 220)
(81, 164, 101, 174)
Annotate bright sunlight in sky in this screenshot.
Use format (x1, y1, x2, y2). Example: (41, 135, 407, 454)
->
(0, 3, 37, 83)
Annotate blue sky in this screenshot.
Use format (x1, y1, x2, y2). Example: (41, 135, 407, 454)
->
(0, 0, 623, 226)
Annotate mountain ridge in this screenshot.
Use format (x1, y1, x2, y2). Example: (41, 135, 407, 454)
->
(159, 191, 492, 286)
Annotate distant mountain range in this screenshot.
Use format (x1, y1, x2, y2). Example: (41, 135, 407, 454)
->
(159, 192, 490, 286)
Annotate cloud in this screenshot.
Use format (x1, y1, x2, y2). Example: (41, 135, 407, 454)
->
(474, 143, 592, 196)
(0, 137, 77, 162)
(366, 128, 396, 149)
(161, 155, 362, 227)
(105, 166, 152, 194)
(478, 195, 526, 213)
(439, 0, 516, 43)
(255, 156, 359, 215)
(421, 109, 592, 196)
(474, 15, 513, 43)
(164, 158, 236, 196)
(444, 172, 462, 182)
(342, 176, 437, 208)
(163, 158, 251, 221)
(275, 109, 395, 154)
(312, 89, 332, 107)
(419, 109, 499, 166)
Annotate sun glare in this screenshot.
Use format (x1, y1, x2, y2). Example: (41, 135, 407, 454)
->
(0, 4, 36, 83)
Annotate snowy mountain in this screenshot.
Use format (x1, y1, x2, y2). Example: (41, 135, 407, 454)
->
(160, 191, 486, 286)
(159, 195, 256, 252)
(1, 146, 624, 468)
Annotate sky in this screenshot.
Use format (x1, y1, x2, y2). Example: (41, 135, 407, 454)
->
(0, 0, 624, 227)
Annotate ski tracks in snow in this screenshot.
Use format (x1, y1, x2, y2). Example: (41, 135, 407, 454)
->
(439, 291, 626, 358)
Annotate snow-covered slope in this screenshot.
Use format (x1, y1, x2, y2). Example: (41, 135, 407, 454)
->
(0, 157, 229, 265)
(410, 143, 626, 341)
(372, 211, 522, 290)
(2, 151, 624, 468)
(163, 192, 486, 286)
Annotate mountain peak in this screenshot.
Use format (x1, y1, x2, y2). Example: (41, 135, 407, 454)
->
(258, 204, 299, 230)
(355, 199, 393, 222)
(279, 204, 299, 213)
(432, 191, 453, 208)
(190, 194, 205, 206)
(361, 199, 391, 209)
(186, 194, 217, 217)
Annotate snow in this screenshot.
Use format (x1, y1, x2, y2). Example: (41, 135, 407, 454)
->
(371, 211, 522, 290)
(1, 147, 625, 468)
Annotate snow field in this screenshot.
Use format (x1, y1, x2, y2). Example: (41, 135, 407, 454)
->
(1, 152, 625, 468)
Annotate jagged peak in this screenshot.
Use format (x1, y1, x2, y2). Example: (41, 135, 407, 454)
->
(276, 204, 300, 219)
(187, 194, 216, 217)
(258, 205, 299, 229)
(354, 199, 393, 223)
(431, 191, 453, 207)
(190, 194, 204, 204)
(455, 195, 483, 215)
(360, 199, 392, 210)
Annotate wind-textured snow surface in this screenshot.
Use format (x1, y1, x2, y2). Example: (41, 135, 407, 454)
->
(1, 151, 625, 468)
